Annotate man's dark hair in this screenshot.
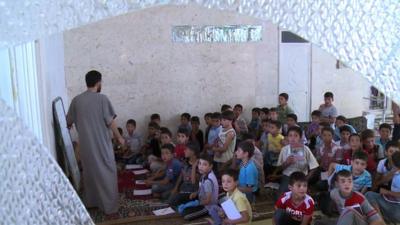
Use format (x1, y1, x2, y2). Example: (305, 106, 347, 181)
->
(221, 104, 232, 112)
(352, 150, 368, 162)
(261, 107, 270, 115)
(385, 140, 399, 151)
(279, 93, 289, 101)
(238, 141, 255, 158)
(289, 171, 307, 185)
(269, 120, 282, 129)
(204, 112, 213, 119)
(221, 169, 239, 181)
(324, 92, 334, 99)
(148, 121, 160, 130)
(85, 70, 102, 87)
(287, 126, 302, 137)
(211, 112, 221, 120)
(287, 113, 298, 122)
(252, 107, 261, 115)
(311, 110, 322, 117)
(361, 129, 375, 141)
(126, 119, 136, 126)
(392, 151, 400, 168)
(339, 125, 353, 134)
(161, 143, 175, 153)
(241, 133, 255, 141)
(199, 153, 214, 165)
(191, 116, 200, 124)
(335, 169, 352, 180)
(160, 127, 172, 137)
(186, 142, 200, 158)
(221, 110, 235, 121)
(336, 115, 347, 123)
(181, 113, 191, 120)
(321, 127, 335, 136)
(379, 123, 392, 132)
(234, 104, 243, 110)
(151, 113, 160, 121)
(177, 127, 190, 137)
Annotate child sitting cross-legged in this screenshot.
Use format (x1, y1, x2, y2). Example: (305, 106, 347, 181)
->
(315, 170, 385, 225)
(366, 151, 400, 224)
(177, 154, 221, 224)
(235, 141, 259, 203)
(327, 150, 372, 194)
(168, 143, 200, 207)
(220, 169, 252, 225)
(276, 126, 319, 197)
(274, 172, 315, 225)
(145, 144, 182, 199)
(372, 141, 400, 191)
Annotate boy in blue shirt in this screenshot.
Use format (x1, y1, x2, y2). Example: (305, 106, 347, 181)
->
(236, 141, 259, 203)
(366, 151, 400, 224)
(327, 150, 371, 193)
(145, 144, 182, 199)
(204, 112, 222, 156)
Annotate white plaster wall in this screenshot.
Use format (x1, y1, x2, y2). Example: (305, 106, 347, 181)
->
(63, 4, 371, 136)
(310, 46, 370, 118)
(37, 33, 68, 158)
(64, 4, 278, 135)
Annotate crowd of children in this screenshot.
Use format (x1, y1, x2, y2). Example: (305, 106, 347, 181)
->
(112, 91, 400, 225)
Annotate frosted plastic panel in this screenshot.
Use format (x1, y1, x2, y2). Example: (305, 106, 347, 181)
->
(0, 99, 93, 225)
(0, 1, 399, 101)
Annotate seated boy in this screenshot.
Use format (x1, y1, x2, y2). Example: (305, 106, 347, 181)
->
(190, 116, 204, 151)
(169, 143, 200, 207)
(375, 123, 392, 160)
(373, 141, 399, 191)
(124, 119, 142, 164)
(316, 127, 343, 172)
(274, 172, 315, 225)
(266, 120, 284, 167)
(343, 134, 362, 165)
(178, 154, 220, 224)
(204, 112, 222, 156)
(327, 150, 372, 193)
(269, 107, 278, 121)
(175, 128, 190, 160)
(306, 110, 321, 140)
(319, 170, 384, 225)
(179, 112, 192, 133)
(160, 127, 174, 146)
(236, 141, 259, 203)
(145, 144, 182, 199)
(248, 108, 261, 136)
(282, 114, 307, 144)
(150, 113, 161, 125)
(366, 151, 400, 224)
(258, 119, 270, 154)
(221, 169, 252, 225)
(361, 129, 380, 174)
(335, 125, 352, 152)
(276, 126, 319, 197)
(333, 115, 356, 141)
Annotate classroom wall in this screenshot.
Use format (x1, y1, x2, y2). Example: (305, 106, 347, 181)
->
(63, 4, 371, 136)
(37, 33, 68, 158)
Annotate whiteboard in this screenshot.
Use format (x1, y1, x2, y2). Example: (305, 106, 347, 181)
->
(52, 97, 81, 191)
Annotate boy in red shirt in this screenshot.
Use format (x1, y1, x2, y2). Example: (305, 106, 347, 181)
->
(175, 128, 189, 160)
(274, 171, 315, 225)
(361, 129, 379, 174)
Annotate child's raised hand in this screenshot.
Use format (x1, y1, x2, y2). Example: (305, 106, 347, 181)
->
(189, 192, 197, 200)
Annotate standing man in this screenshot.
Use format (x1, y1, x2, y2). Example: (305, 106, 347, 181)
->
(319, 91, 338, 126)
(67, 70, 124, 215)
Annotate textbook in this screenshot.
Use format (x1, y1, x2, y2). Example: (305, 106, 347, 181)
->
(221, 198, 242, 220)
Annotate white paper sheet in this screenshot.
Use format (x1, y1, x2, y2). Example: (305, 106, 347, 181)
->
(125, 164, 143, 170)
(133, 189, 152, 195)
(153, 207, 175, 216)
(221, 198, 242, 220)
(135, 180, 146, 185)
(133, 169, 149, 175)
